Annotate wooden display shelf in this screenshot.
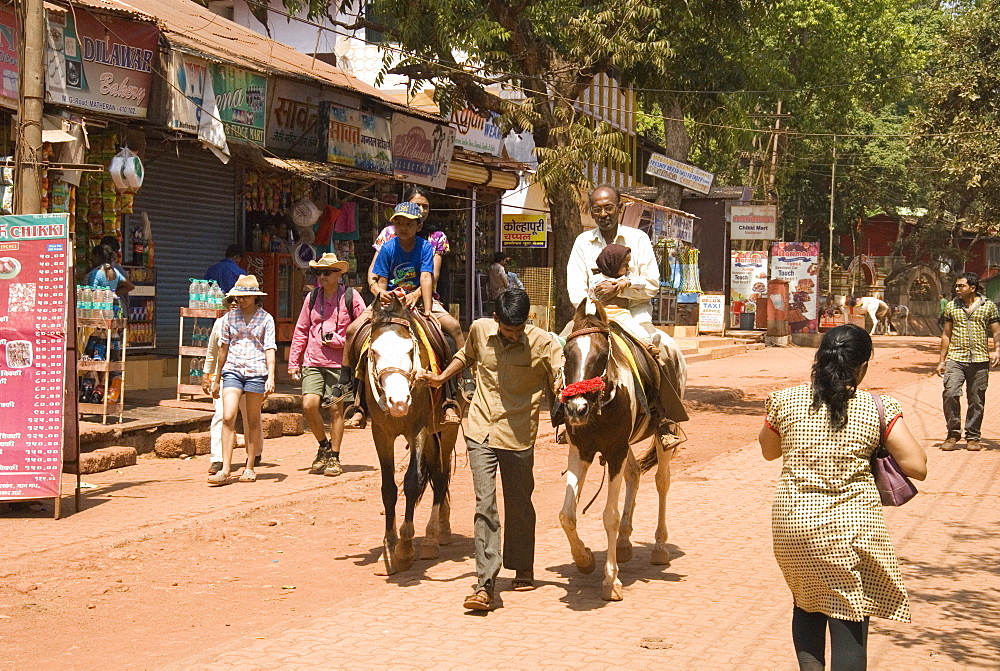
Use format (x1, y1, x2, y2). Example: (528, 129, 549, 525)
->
(77, 360, 125, 372)
(178, 345, 209, 357)
(180, 307, 228, 318)
(77, 318, 128, 329)
(78, 401, 124, 415)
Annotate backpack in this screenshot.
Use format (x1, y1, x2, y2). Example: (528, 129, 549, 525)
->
(309, 284, 358, 322)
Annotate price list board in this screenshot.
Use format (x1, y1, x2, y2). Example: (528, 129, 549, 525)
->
(0, 214, 70, 501)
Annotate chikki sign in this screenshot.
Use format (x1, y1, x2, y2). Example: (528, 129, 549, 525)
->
(501, 214, 547, 248)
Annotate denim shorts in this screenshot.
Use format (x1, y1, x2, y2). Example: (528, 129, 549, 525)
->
(221, 370, 267, 394)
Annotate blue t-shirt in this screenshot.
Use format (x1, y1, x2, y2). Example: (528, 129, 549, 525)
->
(372, 236, 434, 292)
(204, 258, 247, 293)
(86, 265, 126, 291)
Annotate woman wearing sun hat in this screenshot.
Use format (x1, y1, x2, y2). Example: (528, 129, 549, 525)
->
(289, 253, 366, 477)
(209, 275, 276, 485)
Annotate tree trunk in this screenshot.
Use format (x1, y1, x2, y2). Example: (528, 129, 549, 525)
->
(548, 184, 584, 330)
(656, 95, 691, 210)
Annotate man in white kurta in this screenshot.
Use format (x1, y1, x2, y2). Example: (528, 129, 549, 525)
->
(564, 186, 687, 427)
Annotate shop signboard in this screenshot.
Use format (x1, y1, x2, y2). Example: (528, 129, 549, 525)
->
(501, 214, 547, 248)
(45, 8, 158, 118)
(450, 107, 503, 156)
(698, 293, 725, 333)
(730, 204, 777, 240)
(0, 5, 18, 110)
(730, 250, 768, 310)
(322, 102, 393, 174)
(165, 52, 211, 134)
(646, 153, 714, 195)
(267, 80, 361, 159)
(391, 114, 455, 189)
(0, 214, 70, 501)
(770, 241, 820, 333)
(667, 211, 695, 243)
(210, 64, 267, 145)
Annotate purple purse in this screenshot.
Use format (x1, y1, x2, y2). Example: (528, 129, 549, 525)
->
(870, 393, 918, 506)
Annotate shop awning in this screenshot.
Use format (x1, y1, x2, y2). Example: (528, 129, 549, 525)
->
(260, 156, 394, 185)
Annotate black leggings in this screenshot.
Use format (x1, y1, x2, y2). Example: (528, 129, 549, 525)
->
(792, 607, 869, 670)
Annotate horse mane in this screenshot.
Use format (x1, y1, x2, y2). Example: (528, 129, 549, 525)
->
(371, 295, 414, 330)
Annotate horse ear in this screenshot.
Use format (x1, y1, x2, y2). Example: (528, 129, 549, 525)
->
(372, 296, 384, 318)
(574, 298, 590, 326)
(593, 300, 609, 323)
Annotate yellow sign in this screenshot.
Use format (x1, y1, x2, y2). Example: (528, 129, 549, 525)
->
(501, 214, 547, 248)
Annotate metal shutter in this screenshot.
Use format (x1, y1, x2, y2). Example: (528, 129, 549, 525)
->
(130, 143, 237, 352)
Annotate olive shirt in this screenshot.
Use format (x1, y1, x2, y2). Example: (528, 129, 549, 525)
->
(942, 296, 1000, 363)
(454, 318, 564, 451)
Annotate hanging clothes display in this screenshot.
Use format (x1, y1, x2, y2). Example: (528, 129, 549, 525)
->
(679, 246, 703, 294)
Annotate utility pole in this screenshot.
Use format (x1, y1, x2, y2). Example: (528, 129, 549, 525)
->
(828, 137, 837, 296)
(14, 0, 46, 214)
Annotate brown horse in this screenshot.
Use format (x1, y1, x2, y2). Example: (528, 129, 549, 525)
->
(559, 300, 686, 601)
(364, 295, 459, 574)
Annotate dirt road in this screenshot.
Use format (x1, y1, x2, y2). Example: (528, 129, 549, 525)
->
(0, 338, 949, 667)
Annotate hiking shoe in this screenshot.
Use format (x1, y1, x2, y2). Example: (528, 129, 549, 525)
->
(310, 441, 332, 475)
(966, 439, 983, 451)
(323, 455, 343, 477)
(941, 437, 961, 451)
(208, 461, 223, 475)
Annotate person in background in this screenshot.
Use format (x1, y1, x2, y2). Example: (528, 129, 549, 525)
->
(202, 296, 250, 475)
(209, 275, 276, 486)
(507, 264, 524, 291)
(938, 272, 1000, 451)
(937, 292, 949, 329)
(100, 235, 133, 313)
(487, 251, 511, 300)
(760, 324, 926, 670)
(420, 289, 563, 612)
(86, 244, 135, 296)
(204, 245, 247, 294)
(289, 253, 366, 477)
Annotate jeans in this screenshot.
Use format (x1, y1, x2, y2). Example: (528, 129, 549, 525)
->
(466, 437, 535, 593)
(792, 607, 869, 670)
(943, 360, 989, 440)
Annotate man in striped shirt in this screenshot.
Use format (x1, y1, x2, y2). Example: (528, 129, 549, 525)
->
(938, 272, 1000, 451)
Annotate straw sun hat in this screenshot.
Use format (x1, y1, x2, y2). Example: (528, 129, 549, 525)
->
(308, 252, 349, 273)
(226, 274, 268, 297)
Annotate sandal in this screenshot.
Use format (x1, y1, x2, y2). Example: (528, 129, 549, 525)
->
(443, 402, 462, 425)
(240, 469, 257, 483)
(463, 589, 493, 611)
(343, 406, 367, 430)
(511, 579, 536, 592)
(207, 471, 231, 486)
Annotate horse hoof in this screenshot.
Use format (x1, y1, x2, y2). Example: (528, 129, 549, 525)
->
(616, 540, 633, 563)
(601, 581, 624, 601)
(650, 547, 672, 566)
(576, 549, 597, 575)
(438, 527, 453, 545)
(419, 542, 440, 560)
(394, 543, 415, 571)
(374, 553, 398, 576)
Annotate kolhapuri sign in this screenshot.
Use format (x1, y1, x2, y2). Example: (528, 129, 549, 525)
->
(730, 250, 768, 308)
(211, 64, 267, 145)
(730, 204, 777, 240)
(450, 107, 504, 156)
(0, 214, 70, 501)
(45, 8, 158, 118)
(646, 153, 714, 195)
(0, 5, 18, 110)
(501, 214, 548, 248)
(322, 102, 393, 175)
(392, 114, 455, 189)
(770, 241, 820, 333)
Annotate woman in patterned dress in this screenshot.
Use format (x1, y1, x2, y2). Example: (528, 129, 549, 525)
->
(759, 324, 927, 669)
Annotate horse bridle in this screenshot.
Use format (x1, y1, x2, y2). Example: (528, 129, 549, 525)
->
(368, 317, 420, 400)
(561, 326, 614, 406)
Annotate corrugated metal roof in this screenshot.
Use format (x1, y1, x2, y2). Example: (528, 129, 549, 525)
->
(54, 0, 440, 120)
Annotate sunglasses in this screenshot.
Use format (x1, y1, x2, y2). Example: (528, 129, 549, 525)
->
(318, 269, 342, 276)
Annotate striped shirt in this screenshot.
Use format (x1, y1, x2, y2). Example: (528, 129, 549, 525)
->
(220, 307, 277, 377)
(943, 296, 1000, 363)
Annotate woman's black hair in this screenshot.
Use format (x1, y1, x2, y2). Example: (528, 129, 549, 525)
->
(402, 185, 430, 202)
(811, 323, 873, 430)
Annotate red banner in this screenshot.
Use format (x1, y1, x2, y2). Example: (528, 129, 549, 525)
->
(0, 214, 70, 501)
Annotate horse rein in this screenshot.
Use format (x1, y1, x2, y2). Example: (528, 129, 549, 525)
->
(561, 326, 613, 404)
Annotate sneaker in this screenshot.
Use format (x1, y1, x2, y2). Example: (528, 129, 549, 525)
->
(208, 461, 223, 475)
(941, 437, 961, 451)
(966, 439, 983, 451)
(309, 442, 331, 475)
(323, 455, 343, 477)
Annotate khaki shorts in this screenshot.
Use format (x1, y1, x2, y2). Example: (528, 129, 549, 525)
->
(301, 366, 353, 402)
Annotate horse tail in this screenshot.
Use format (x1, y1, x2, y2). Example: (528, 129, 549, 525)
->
(637, 440, 659, 474)
(414, 431, 441, 505)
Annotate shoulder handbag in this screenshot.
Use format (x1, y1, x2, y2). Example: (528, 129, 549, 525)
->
(869, 392, 918, 506)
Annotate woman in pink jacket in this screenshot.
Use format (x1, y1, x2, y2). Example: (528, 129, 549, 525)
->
(288, 253, 366, 476)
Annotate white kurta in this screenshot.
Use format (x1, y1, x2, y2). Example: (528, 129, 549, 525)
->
(567, 225, 659, 323)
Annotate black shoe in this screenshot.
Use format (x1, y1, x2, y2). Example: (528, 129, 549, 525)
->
(208, 461, 223, 475)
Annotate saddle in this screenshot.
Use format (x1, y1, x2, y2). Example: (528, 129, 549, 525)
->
(609, 322, 688, 424)
(343, 309, 453, 376)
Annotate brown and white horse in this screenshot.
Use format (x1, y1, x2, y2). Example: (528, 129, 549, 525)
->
(365, 295, 459, 574)
(559, 301, 686, 601)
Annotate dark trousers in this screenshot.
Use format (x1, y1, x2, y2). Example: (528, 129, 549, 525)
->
(792, 607, 869, 670)
(466, 437, 535, 593)
(943, 360, 989, 440)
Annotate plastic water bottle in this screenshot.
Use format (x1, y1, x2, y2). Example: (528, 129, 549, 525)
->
(81, 287, 93, 320)
(104, 289, 115, 319)
(189, 358, 198, 385)
(210, 282, 223, 309)
(188, 279, 199, 309)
